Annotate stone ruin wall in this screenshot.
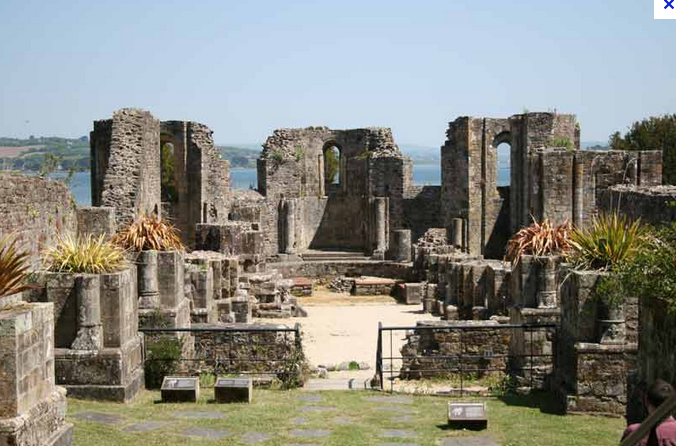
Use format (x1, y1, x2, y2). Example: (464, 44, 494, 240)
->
(598, 185, 676, 225)
(0, 174, 78, 268)
(441, 112, 662, 259)
(91, 109, 230, 245)
(91, 108, 161, 228)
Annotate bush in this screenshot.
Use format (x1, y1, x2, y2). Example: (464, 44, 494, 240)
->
(44, 234, 127, 274)
(113, 214, 184, 252)
(505, 218, 571, 266)
(568, 213, 648, 270)
(617, 222, 676, 316)
(144, 335, 184, 389)
(548, 136, 574, 150)
(0, 233, 31, 298)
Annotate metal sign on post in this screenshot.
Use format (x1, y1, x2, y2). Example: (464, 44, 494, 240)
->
(448, 402, 488, 430)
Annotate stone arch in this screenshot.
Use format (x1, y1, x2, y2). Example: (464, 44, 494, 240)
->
(492, 131, 512, 188)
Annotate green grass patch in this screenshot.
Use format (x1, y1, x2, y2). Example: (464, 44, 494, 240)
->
(65, 388, 625, 446)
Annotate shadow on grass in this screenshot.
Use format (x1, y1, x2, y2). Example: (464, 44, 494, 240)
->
(498, 391, 564, 415)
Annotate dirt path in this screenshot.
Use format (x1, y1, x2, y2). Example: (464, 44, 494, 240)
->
(256, 290, 437, 370)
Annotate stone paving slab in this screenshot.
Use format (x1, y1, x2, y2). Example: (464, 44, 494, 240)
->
(442, 437, 501, 446)
(293, 417, 309, 425)
(72, 411, 124, 424)
(121, 421, 168, 432)
(378, 406, 417, 414)
(242, 432, 271, 444)
(377, 443, 421, 446)
(297, 394, 323, 403)
(183, 427, 230, 440)
(365, 396, 413, 404)
(380, 429, 418, 438)
(300, 405, 336, 413)
(390, 415, 414, 423)
(290, 429, 332, 438)
(333, 416, 356, 425)
(173, 410, 225, 419)
(377, 444, 421, 446)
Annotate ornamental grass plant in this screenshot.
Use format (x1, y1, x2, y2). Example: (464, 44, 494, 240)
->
(44, 233, 127, 274)
(112, 215, 184, 252)
(505, 218, 572, 266)
(0, 233, 31, 298)
(568, 213, 648, 271)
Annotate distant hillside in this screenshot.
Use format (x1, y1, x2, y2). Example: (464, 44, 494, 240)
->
(218, 145, 261, 168)
(0, 136, 89, 171)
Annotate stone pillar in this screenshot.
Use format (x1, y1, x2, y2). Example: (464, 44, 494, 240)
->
(537, 256, 557, 308)
(374, 198, 388, 254)
(391, 229, 412, 262)
(137, 250, 160, 308)
(284, 199, 296, 254)
(573, 161, 584, 228)
(232, 289, 252, 323)
(452, 218, 464, 250)
(71, 275, 103, 350)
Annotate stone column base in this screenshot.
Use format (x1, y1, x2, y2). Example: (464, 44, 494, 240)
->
(62, 367, 145, 403)
(0, 387, 73, 446)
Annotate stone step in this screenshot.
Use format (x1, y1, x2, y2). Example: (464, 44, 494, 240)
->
(301, 253, 370, 261)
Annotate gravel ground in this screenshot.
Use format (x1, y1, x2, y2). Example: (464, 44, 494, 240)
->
(257, 292, 437, 370)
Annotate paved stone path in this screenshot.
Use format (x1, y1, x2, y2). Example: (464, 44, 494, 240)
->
(390, 415, 414, 422)
(289, 429, 332, 438)
(299, 405, 336, 413)
(377, 444, 421, 446)
(380, 429, 418, 438)
(297, 394, 323, 403)
(72, 411, 124, 424)
(121, 421, 168, 432)
(442, 437, 501, 446)
(364, 395, 413, 404)
(242, 432, 271, 444)
(183, 427, 229, 440)
(293, 417, 309, 425)
(172, 410, 225, 419)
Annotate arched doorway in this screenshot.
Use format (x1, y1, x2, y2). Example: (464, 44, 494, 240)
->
(497, 142, 511, 187)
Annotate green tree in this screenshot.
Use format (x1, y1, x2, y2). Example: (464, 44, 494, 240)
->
(609, 114, 676, 185)
(325, 147, 339, 184)
(161, 143, 177, 202)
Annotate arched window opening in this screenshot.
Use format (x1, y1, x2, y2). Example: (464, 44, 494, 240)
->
(497, 142, 511, 187)
(161, 142, 177, 202)
(324, 145, 341, 186)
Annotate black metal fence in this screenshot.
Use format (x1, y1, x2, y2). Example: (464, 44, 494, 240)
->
(376, 322, 558, 394)
(139, 324, 303, 387)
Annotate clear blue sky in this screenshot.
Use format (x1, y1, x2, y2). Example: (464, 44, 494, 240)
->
(0, 0, 673, 147)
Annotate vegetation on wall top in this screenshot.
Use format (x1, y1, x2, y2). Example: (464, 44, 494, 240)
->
(113, 215, 184, 252)
(44, 234, 127, 274)
(505, 218, 571, 266)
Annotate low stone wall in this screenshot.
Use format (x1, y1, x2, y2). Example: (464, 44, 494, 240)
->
(268, 260, 415, 281)
(400, 320, 512, 380)
(598, 185, 676, 226)
(353, 278, 396, 296)
(188, 323, 304, 384)
(566, 343, 637, 415)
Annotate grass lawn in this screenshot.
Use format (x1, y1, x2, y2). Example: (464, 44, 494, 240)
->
(67, 388, 626, 446)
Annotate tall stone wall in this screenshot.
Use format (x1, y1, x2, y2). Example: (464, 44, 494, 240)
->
(403, 186, 443, 243)
(91, 108, 161, 228)
(441, 112, 662, 258)
(91, 109, 231, 246)
(257, 127, 408, 255)
(0, 174, 78, 267)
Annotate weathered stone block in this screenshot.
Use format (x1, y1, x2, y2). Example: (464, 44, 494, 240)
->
(161, 376, 199, 403)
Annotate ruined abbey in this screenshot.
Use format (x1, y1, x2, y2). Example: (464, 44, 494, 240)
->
(1, 107, 675, 446)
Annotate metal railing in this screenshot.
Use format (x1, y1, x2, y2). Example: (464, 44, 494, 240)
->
(376, 322, 558, 394)
(139, 324, 302, 385)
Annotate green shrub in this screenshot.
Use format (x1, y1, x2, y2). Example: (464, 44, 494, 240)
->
(617, 222, 676, 316)
(568, 213, 648, 270)
(44, 234, 127, 274)
(548, 136, 574, 150)
(144, 335, 184, 389)
(593, 274, 624, 310)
